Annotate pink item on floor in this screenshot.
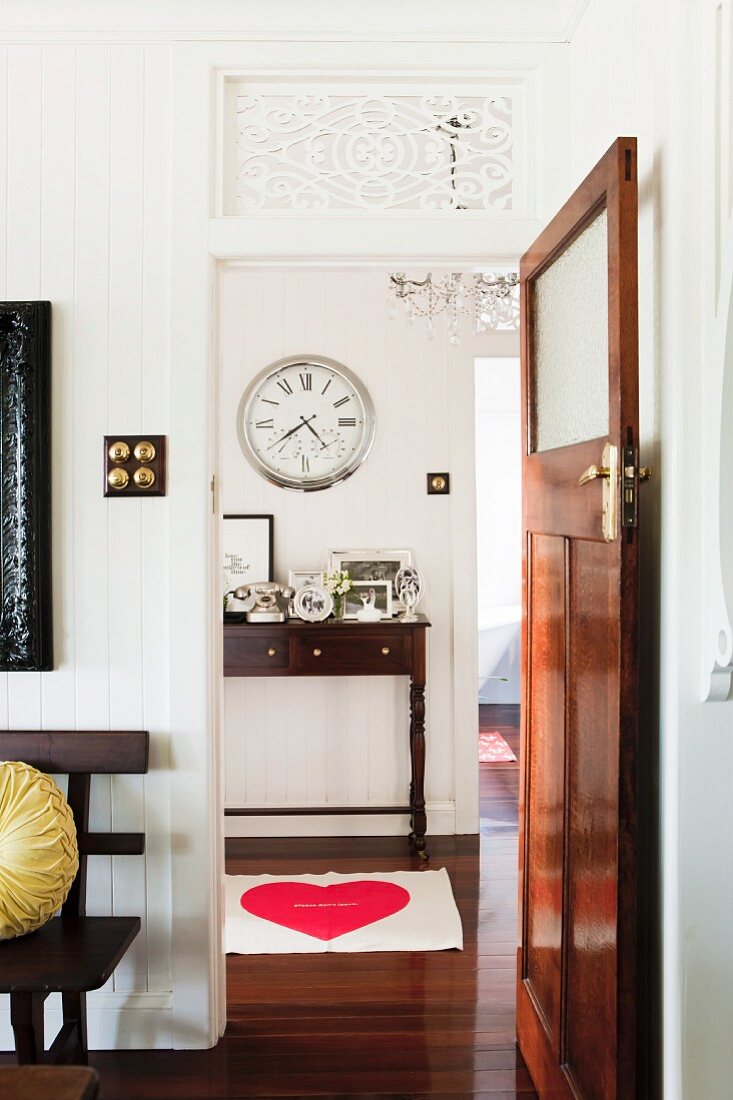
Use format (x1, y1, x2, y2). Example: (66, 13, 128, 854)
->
(479, 730, 517, 763)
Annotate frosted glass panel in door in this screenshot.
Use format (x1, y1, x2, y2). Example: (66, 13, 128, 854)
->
(532, 208, 609, 452)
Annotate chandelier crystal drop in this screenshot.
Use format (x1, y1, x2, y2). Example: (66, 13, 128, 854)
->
(389, 272, 519, 344)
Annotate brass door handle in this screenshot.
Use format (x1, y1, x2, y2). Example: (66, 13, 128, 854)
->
(639, 467, 652, 481)
(578, 442, 618, 542)
(267, 647, 277, 657)
(579, 464, 611, 486)
(381, 647, 390, 655)
(313, 648, 322, 657)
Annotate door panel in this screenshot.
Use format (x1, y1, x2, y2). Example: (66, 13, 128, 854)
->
(517, 138, 640, 1100)
(565, 538, 619, 1100)
(525, 438, 606, 540)
(524, 533, 565, 1054)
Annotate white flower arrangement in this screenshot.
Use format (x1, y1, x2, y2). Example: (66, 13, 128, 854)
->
(323, 569, 352, 597)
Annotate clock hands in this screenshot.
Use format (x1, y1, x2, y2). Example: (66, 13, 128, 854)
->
(267, 414, 317, 451)
(299, 415, 333, 450)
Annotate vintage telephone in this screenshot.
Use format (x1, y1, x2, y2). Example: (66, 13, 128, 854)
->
(228, 582, 295, 623)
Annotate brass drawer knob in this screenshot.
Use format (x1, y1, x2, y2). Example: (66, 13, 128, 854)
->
(267, 647, 277, 657)
(381, 646, 390, 655)
(313, 648, 322, 657)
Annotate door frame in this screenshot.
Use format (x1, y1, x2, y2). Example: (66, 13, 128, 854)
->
(168, 41, 556, 1046)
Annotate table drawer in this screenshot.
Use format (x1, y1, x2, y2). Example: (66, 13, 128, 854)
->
(293, 633, 411, 675)
(224, 634, 290, 671)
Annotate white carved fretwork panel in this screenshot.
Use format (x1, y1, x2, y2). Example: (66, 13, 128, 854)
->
(233, 87, 516, 214)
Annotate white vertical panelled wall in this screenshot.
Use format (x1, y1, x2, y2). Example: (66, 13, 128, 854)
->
(1, 0, 576, 1058)
(220, 268, 515, 836)
(0, 43, 174, 1049)
(570, 2, 733, 1097)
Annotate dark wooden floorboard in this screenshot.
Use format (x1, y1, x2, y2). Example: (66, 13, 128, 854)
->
(1, 710, 530, 1098)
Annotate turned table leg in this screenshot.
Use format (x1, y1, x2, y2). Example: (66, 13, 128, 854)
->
(409, 676, 428, 859)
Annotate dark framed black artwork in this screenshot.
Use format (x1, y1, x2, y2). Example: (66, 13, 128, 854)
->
(0, 301, 52, 670)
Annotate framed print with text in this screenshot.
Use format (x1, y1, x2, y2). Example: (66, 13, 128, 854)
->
(223, 515, 273, 609)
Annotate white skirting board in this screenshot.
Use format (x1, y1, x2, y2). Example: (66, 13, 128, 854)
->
(224, 802, 457, 838)
(0, 992, 173, 1052)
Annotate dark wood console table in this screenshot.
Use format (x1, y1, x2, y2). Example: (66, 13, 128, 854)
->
(224, 614, 431, 856)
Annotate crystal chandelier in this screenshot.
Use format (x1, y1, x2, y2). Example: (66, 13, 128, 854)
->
(388, 272, 519, 344)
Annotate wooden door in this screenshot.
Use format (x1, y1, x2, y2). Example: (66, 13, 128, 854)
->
(517, 138, 640, 1099)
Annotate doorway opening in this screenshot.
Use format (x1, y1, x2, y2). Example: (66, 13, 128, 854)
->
(474, 356, 522, 837)
(215, 263, 532, 1095)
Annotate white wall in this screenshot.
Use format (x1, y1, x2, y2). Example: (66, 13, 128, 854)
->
(0, 42, 174, 1047)
(1, 0, 574, 1054)
(474, 357, 521, 704)
(219, 267, 512, 835)
(570, 2, 733, 1098)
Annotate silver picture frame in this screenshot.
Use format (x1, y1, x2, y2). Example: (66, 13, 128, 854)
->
(288, 569, 325, 591)
(287, 569, 325, 617)
(328, 549, 413, 610)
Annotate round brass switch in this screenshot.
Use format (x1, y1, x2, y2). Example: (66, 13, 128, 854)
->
(133, 466, 156, 489)
(134, 440, 156, 463)
(108, 468, 129, 490)
(108, 441, 130, 464)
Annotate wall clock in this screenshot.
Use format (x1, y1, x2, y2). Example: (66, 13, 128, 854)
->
(237, 354, 376, 491)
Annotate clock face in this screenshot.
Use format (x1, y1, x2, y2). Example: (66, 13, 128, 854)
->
(237, 355, 376, 491)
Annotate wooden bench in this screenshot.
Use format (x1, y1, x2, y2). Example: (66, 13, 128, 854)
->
(0, 1065, 99, 1099)
(0, 731, 149, 1066)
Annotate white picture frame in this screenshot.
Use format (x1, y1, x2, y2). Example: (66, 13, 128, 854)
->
(287, 569, 325, 617)
(293, 585, 333, 623)
(288, 569, 325, 592)
(328, 548, 413, 608)
(343, 580, 393, 620)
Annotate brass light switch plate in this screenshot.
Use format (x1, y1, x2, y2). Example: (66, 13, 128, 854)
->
(104, 435, 167, 497)
(427, 472, 450, 495)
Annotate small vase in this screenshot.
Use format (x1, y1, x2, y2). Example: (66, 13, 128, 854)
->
(332, 596, 345, 620)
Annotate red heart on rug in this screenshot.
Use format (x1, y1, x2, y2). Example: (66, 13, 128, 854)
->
(240, 880, 410, 940)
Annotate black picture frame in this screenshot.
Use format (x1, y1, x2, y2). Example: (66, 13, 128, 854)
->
(223, 515, 274, 614)
(0, 301, 52, 671)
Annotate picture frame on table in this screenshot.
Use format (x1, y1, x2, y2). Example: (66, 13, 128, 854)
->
(288, 569, 324, 591)
(328, 549, 413, 609)
(287, 569, 325, 617)
(223, 514, 273, 614)
(343, 580, 393, 620)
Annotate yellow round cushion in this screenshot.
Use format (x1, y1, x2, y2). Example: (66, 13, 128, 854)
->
(0, 761, 79, 939)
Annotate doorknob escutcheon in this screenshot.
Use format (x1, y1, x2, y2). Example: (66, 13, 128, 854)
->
(578, 441, 618, 542)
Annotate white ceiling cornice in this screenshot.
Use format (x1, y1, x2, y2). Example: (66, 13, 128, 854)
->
(1, 0, 593, 45)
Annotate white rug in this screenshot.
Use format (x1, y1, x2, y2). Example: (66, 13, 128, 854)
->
(225, 869, 463, 954)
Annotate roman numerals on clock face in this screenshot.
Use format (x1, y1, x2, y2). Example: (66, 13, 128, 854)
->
(240, 357, 374, 490)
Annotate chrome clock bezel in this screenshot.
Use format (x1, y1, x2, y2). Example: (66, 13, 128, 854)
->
(237, 354, 376, 492)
